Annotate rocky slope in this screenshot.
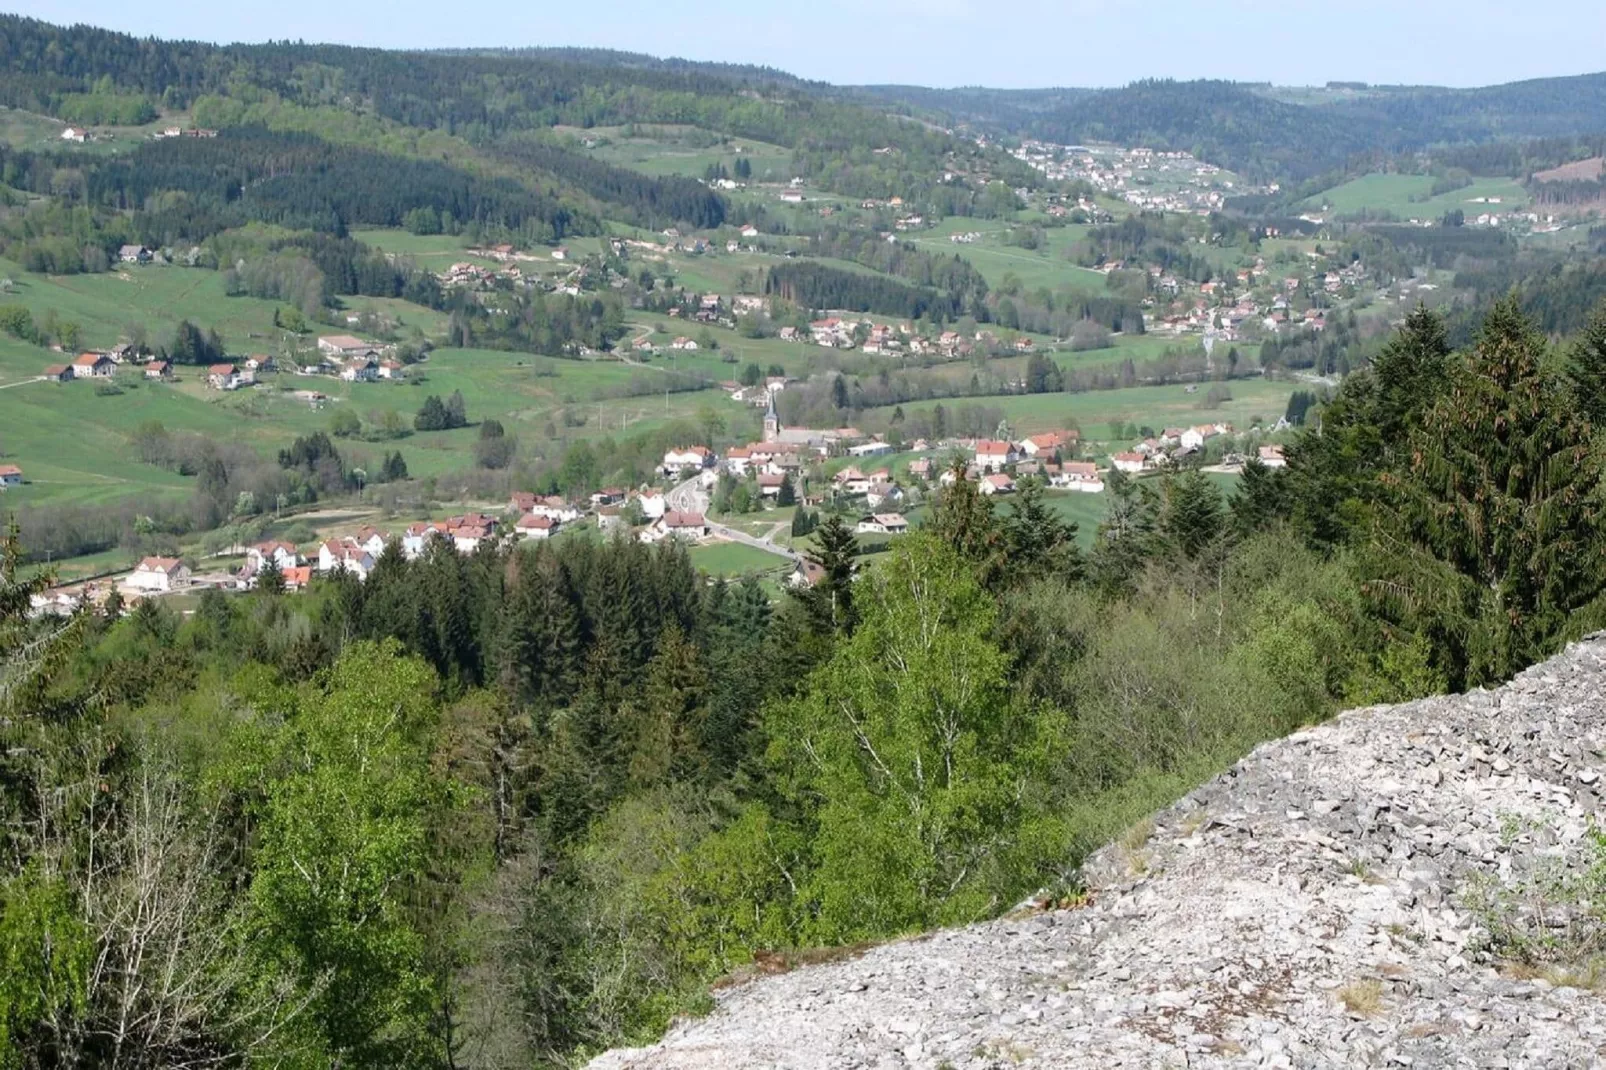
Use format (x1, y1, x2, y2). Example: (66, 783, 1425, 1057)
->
(591, 637, 1606, 1069)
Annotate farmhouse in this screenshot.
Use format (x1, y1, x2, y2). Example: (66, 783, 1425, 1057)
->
(1112, 451, 1148, 474)
(206, 363, 238, 390)
(640, 511, 708, 544)
(317, 539, 376, 579)
(71, 353, 115, 379)
(60, 127, 87, 143)
(637, 488, 667, 520)
(118, 244, 150, 264)
(596, 506, 626, 532)
(856, 513, 909, 535)
(317, 335, 382, 359)
(403, 523, 449, 560)
(974, 440, 1018, 471)
(515, 514, 557, 540)
(756, 473, 787, 497)
(1020, 432, 1072, 458)
(1258, 445, 1287, 469)
(128, 557, 190, 593)
(979, 473, 1016, 496)
(340, 356, 379, 382)
(0, 464, 21, 489)
(1055, 461, 1105, 493)
(40, 365, 72, 383)
(662, 446, 713, 475)
(144, 361, 172, 380)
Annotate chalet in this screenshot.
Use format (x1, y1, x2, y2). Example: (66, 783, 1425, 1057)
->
(741, 225, 760, 238)
(128, 557, 190, 593)
(317, 540, 375, 579)
(974, 440, 1018, 471)
(509, 491, 538, 515)
(788, 559, 825, 589)
(1257, 445, 1287, 469)
(856, 513, 909, 535)
(1054, 461, 1104, 493)
(531, 496, 582, 523)
(243, 354, 276, 374)
(246, 541, 301, 572)
(144, 361, 172, 380)
(340, 356, 379, 382)
(452, 526, 490, 554)
(72, 353, 115, 379)
(118, 244, 150, 264)
(516, 514, 557, 540)
(669, 337, 699, 351)
(756, 472, 787, 497)
(908, 458, 933, 480)
(352, 526, 389, 558)
(60, 127, 88, 143)
(864, 483, 903, 509)
(109, 344, 137, 363)
(206, 363, 238, 390)
(596, 506, 626, 532)
(637, 488, 667, 520)
(725, 445, 755, 476)
(640, 511, 708, 543)
(377, 360, 406, 380)
(551, 247, 568, 261)
(281, 566, 313, 592)
(402, 523, 449, 560)
(1112, 452, 1148, 474)
(979, 473, 1016, 497)
(1019, 432, 1069, 458)
(662, 446, 713, 475)
(40, 365, 72, 383)
(0, 465, 21, 489)
(317, 335, 381, 359)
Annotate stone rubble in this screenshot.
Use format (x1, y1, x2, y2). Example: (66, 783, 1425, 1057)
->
(590, 636, 1606, 1069)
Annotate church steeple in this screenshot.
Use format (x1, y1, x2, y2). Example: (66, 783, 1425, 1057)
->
(763, 388, 780, 441)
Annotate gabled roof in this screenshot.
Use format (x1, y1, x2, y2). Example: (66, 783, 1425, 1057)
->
(207, 363, 235, 376)
(138, 556, 183, 573)
(73, 352, 108, 366)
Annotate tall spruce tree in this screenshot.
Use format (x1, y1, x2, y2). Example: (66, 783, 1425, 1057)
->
(797, 514, 860, 637)
(1369, 297, 1606, 686)
(1566, 295, 1606, 427)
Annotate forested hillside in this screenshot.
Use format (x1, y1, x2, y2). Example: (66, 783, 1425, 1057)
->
(862, 73, 1606, 180)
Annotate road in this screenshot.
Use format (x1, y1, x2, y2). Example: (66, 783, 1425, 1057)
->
(669, 475, 800, 564)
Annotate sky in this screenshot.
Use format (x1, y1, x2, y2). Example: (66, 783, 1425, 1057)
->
(13, 0, 1606, 90)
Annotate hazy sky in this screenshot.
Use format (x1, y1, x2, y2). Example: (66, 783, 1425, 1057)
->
(15, 0, 1605, 89)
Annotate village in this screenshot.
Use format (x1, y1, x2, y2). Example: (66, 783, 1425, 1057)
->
(20, 376, 1286, 619)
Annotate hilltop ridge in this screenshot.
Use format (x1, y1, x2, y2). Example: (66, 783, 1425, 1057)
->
(591, 636, 1606, 1069)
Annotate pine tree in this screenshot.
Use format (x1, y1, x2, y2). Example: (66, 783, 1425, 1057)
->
(1159, 469, 1226, 561)
(1230, 458, 1291, 537)
(1003, 476, 1081, 583)
(1566, 296, 1606, 426)
(927, 459, 1004, 586)
(257, 556, 286, 595)
(1090, 469, 1159, 596)
(776, 473, 797, 507)
(1369, 297, 1606, 686)
(796, 514, 859, 636)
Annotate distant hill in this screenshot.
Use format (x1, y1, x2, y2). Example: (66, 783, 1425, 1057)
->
(853, 74, 1606, 181)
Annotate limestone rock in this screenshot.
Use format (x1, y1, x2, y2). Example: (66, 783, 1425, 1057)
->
(589, 636, 1606, 1069)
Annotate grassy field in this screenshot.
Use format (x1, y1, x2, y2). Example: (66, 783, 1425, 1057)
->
(1304, 174, 1530, 218)
(0, 260, 447, 357)
(861, 378, 1297, 440)
(686, 540, 791, 576)
(572, 125, 794, 183)
(904, 229, 1108, 295)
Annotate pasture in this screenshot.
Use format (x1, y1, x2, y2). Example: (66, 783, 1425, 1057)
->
(1304, 173, 1529, 219)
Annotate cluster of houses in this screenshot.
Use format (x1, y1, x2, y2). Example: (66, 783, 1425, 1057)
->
(35, 336, 399, 390)
(773, 319, 1034, 359)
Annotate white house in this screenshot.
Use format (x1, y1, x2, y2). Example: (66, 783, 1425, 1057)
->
(1257, 445, 1287, 469)
(640, 511, 708, 543)
(0, 464, 21, 489)
(531, 496, 582, 523)
(725, 445, 755, 476)
(351, 526, 389, 558)
(246, 541, 301, 572)
(847, 440, 895, 458)
(856, 513, 909, 535)
(516, 514, 557, 540)
(979, 473, 1016, 496)
(341, 356, 379, 382)
(61, 127, 88, 143)
(1019, 432, 1070, 458)
(451, 525, 490, 554)
(637, 489, 668, 520)
(662, 446, 713, 475)
(317, 540, 375, 579)
(1054, 461, 1105, 493)
(318, 335, 381, 359)
(403, 523, 448, 560)
(128, 557, 190, 593)
(596, 506, 626, 533)
(1112, 452, 1147, 475)
(865, 483, 903, 509)
(974, 439, 1018, 471)
(72, 353, 115, 379)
